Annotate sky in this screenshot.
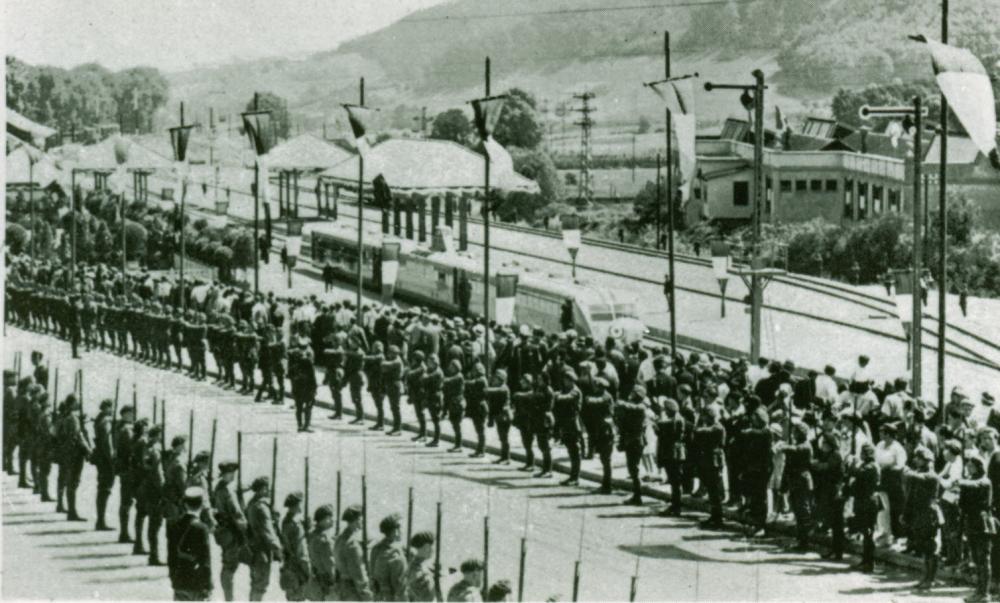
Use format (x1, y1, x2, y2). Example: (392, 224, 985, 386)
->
(4, 0, 451, 72)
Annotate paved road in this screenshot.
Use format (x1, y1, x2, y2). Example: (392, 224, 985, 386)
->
(151, 168, 1000, 401)
(3, 328, 972, 602)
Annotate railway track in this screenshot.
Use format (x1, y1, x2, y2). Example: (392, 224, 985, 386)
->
(144, 173, 1000, 373)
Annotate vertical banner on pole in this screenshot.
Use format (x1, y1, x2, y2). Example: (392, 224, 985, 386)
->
(393, 195, 402, 237)
(494, 273, 518, 326)
(381, 241, 401, 304)
(459, 194, 469, 251)
(432, 195, 441, 232)
(405, 196, 415, 240)
(445, 193, 455, 228)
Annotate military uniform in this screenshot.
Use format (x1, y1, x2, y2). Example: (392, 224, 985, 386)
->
(404, 558, 436, 602)
(370, 537, 407, 601)
(446, 579, 481, 602)
(324, 336, 346, 419)
(656, 408, 686, 514)
(960, 475, 994, 599)
(848, 459, 880, 572)
(56, 406, 92, 519)
(464, 366, 488, 456)
(365, 345, 386, 428)
(116, 418, 137, 542)
(167, 504, 214, 601)
(213, 477, 248, 601)
(382, 350, 405, 435)
(692, 416, 726, 526)
(281, 512, 311, 601)
(553, 382, 583, 483)
(443, 361, 465, 451)
(308, 523, 338, 599)
(421, 360, 444, 447)
(405, 357, 426, 440)
(334, 524, 372, 601)
(289, 347, 317, 431)
(30, 396, 54, 501)
(162, 449, 188, 523)
(584, 390, 615, 491)
(345, 342, 366, 423)
(485, 376, 512, 463)
(782, 440, 814, 547)
(246, 492, 282, 600)
(92, 407, 116, 529)
(139, 439, 165, 564)
(616, 396, 647, 504)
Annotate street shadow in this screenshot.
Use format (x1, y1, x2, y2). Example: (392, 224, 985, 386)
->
(1, 511, 56, 518)
(54, 551, 132, 560)
(559, 501, 636, 510)
(40, 540, 125, 548)
(22, 528, 90, 537)
(66, 562, 147, 572)
(85, 574, 163, 584)
(596, 511, 657, 520)
(681, 532, 737, 542)
(529, 490, 599, 500)
(4, 517, 68, 526)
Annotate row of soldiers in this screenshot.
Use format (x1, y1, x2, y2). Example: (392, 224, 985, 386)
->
(8, 254, 1000, 600)
(2, 351, 508, 601)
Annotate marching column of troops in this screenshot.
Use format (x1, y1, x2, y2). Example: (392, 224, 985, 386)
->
(6, 252, 1000, 602)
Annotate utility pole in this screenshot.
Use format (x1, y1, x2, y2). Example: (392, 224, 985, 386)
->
(356, 78, 365, 322)
(572, 92, 596, 204)
(483, 59, 492, 374)
(937, 0, 949, 410)
(663, 32, 678, 359)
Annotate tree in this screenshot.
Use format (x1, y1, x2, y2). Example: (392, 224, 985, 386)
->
(430, 109, 472, 145)
(244, 91, 292, 141)
(6, 223, 29, 255)
(122, 220, 148, 262)
(509, 147, 563, 202)
(494, 88, 543, 150)
(493, 191, 548, 224)
(637, 115, 651, 134)
(230, 231, 255, 270)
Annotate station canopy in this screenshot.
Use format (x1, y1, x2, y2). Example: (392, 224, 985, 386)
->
(319, 138, 540, 195)
(60, 135, 174, 172)
(265, 133, 354, 171)
(6, 135, 66, 188)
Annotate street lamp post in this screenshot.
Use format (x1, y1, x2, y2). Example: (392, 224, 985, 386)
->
(704, 70, 768, 361)
(561, 214, 581, 279)
(286, 219, 303, 289)
(860, 98, 926, 396)
(169, 102, 195, 312)
(711, 241, 730, 318)
(241, 93, 274, 297)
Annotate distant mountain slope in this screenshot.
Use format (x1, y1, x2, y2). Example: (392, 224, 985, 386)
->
(167, 0, 1000, 130)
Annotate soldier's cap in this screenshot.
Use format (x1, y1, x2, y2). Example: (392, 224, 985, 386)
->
(284, 491, 304, 508)
(314, 504, 334, 523)
(460, 559, 484, 573)
(250, 476, 270, 492)
(218, 461, 239, 474)
(379, 513, 401, 535)
(631, 385, 647, 399)
(678, 384, 692, 394)
(984, 392, 996, 405)
(664, 399, 680, 413)
(410, 531, 435, 548)
(63, 393, 79, 408)
(183, 487, 205, 505)
(193, 450, 210, 464)
(100, 399, 113, 411)
(978, 426, 999, 441)
(342, 504, 363, 522)
(754, 407, 769, 424)
(488, 580, 513, 601)
(493, 368, 507, 382)
(562, 367, 578, 383)
(135, 417, 150, 429)
(171, 435, 188, 449)
(952, 385, 969, 399)
(768, 423, 784, 440)
(594, 377, 609, 390)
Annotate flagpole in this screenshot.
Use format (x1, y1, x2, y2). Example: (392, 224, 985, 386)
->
(664, 31, 678, 363)
(483, 57, 492, 374)
(937, 0, 948, 412)
(179, 102, 187, 313)
(356, 77, 365, 323)
(253, 92, 260, 296)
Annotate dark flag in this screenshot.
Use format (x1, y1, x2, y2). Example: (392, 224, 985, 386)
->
(343, 104, 376, 158)
(169, 125, 195, 162)
(242, 111, 275, 156)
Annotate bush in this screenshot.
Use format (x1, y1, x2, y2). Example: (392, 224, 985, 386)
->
(6, 223, 29, 255)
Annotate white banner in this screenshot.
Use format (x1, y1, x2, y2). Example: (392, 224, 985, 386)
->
(495, 296, 516, 326)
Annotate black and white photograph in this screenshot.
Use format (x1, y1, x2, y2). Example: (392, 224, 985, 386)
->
(3, 0, 1000, 600)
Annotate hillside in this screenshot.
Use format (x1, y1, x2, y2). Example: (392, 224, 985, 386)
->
(166, 0, 1000, 132)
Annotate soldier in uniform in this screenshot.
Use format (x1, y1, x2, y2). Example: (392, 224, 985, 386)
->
(586, 379, 615, 493)
(185, 451, 215, 530)
(443, 360, 465, 453)
(485, 369, 512, 464)
(406, 351, 426, 441)
(324, 332, 346, 420)
(382, 345, 405, 436)
(3, 370, 18, 476)
(960, 454, 994, 602)
(238, 321, 260, 394)
(370, 513, 408, 601)
(422, 355, 444, 448)
(905, 446, 943, 590)
(30, 390, 54, 502)
(31, 351, 48, 392)
(656, 399, 686, 516)
(141, 424, 167, 566)
(334, 504, 373, 601)
(465, 362, 489, 457)
(308, 504, 338, 600)
(741, 406, 772, 536)
(246, 477, 282, 601)
(446, 559, 484, 602)
(553, 368, 583, 484)
(530, 374, 554, 478)
(270, 326, 288, 404)
(68, 294, 83, 358)
(57, 394, 92, 521)
(112, 407, 136, 542)
(167, 487, 214, 601)
(189, 312, 208, 380)
(213, 461, 248, 601)
(170, 307, 185, 370)
(345, 338, 366, 425)
(778, 422, 814, 550)
(405, 531, 436, 602)
(512, 375, 536, 471)
(163, 436, 189, 524)
(290, 343, 318, 432)
(280, 492, 311, 601)
(92, 399, 117, 531)
(616, 386, 648, 506)
(255, 326, 274, 402)
(365, 342, 386, 430)
(15, 378, 35, 488)
(693, 405, 726, 529)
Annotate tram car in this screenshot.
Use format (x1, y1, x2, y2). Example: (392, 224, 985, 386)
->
(309, 222, 646, 345)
